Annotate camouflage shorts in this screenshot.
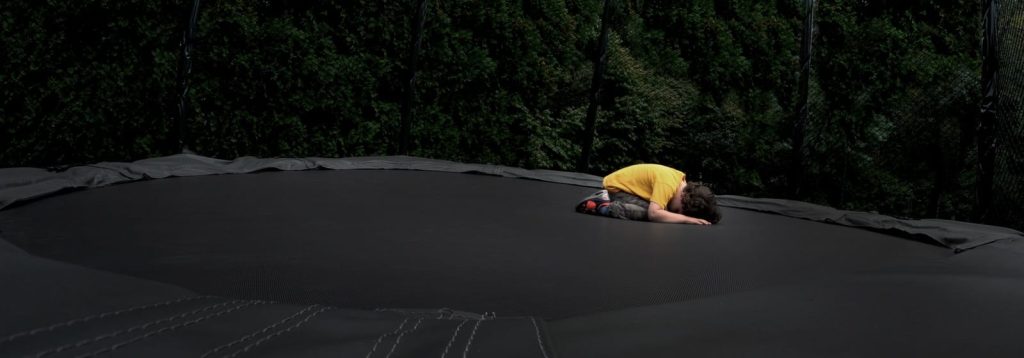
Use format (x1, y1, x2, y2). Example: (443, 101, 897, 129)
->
(608, 191, 650, 221)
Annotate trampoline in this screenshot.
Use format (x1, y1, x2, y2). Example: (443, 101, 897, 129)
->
(1, 155, 1024, 357)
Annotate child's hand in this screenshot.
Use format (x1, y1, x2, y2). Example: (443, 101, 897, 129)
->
(688, 218, 711, 225)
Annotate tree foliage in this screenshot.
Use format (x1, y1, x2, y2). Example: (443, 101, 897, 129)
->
(1, 0, 180, 166)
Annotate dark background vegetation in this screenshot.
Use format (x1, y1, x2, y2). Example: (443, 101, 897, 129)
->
(1, 0, 1021, 229)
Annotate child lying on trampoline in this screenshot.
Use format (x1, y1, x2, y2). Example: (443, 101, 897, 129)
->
(576, 164, 721, 225)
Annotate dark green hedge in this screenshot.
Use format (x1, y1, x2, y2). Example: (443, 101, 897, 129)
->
(4, 0, 1014, 226)
(1, 0, 181, 166)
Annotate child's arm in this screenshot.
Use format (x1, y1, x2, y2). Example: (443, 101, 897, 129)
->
(647, 202, 711, 225)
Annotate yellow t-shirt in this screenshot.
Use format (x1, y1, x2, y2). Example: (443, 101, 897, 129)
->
(603, 164, 686, 209)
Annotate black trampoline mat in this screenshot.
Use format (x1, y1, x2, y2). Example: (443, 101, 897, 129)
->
(4, 166, 1024, 357)
(0, 169, 953, 319)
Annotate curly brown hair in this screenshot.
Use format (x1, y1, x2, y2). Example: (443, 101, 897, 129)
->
(681, 182, 721, 224)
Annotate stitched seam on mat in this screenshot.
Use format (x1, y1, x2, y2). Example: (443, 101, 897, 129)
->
(384, 317, 424, 358)
(439, 319, 469, 358)
(73, 300, 265, 358)
(375, 308, 462, 320)
(199, 304, 321, 358)
(437, 309, 453, 320)
(529, 318, 550, 358)
(28, 299, 240, 358)
(364, 318, 409, 358)
(374, 308, 454, 319)
(220, 306, 332, 358)
(0, 296, 211, 344)
(461, 312, 493, 358)
(374, 308, 418, 314)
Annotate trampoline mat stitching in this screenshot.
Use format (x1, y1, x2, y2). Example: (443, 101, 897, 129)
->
(221, 305, 333, 358)
(79, 300, 266, 358)
(29, 299, 240, 357)
(0, 295, 212, 344)
(199, 304, 322, 358)
(461, 312, 493, 358)
(529, 317, 550, 358)
(385, 317, 425, 358)
(440, 319, 470, 358)
(365, 318, 409, 358)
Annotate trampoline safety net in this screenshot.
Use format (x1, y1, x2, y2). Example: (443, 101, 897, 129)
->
(995, 0, 1024, 230)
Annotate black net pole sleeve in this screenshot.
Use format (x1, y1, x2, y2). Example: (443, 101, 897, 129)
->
(174, 0, 201, 155)
(791, 0, 815, 196)
(978, 0, 999, 221)
(398, 0, 429, 155)
(578, 0, 614, 173)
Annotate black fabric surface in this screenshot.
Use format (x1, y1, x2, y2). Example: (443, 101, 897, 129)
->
(2, 161, 1024, 356)
(552, 242, 1024, 357)
(1, 169, 956, 319)
(0, 155, 601, 211)
(717, 195, 1024, 251)
(1, 154, 1019, 251)
(0, 239, 550, 358)
(550, 265, 1024, 357)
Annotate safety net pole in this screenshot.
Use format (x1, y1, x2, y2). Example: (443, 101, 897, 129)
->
(978, 0, 999, 220)
(579, 0, 614, 172)
(398, 0, 429, 155)
(174, 0, 201, 154)
(791, 0, 815, 196)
